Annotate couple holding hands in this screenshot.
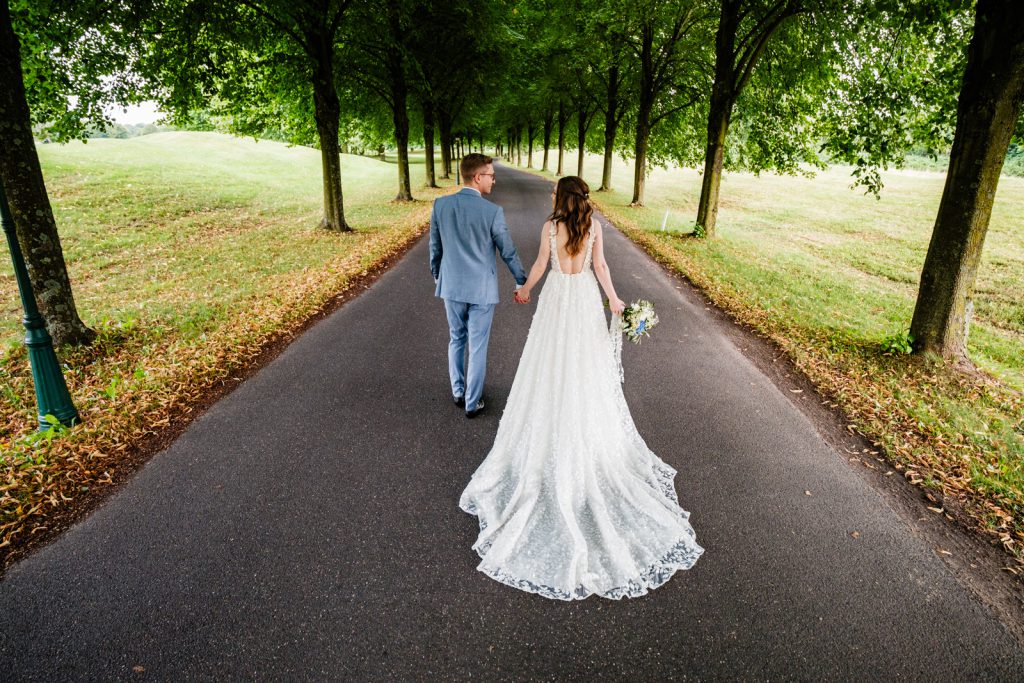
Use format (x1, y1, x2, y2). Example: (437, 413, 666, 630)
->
(430, 153, 702, 601)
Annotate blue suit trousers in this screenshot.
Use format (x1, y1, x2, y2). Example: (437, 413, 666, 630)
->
(444, 299, 495, 409)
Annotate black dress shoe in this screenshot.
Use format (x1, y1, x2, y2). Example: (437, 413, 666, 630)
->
(453, 395, 465, 408)
(465, 399, 485, 418)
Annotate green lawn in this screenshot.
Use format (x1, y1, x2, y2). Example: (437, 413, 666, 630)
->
(0, 132, 450, 552)
(2, 132, 444, 348)
(523, 150, 1024, 555)
(535, 153, 1023, 382)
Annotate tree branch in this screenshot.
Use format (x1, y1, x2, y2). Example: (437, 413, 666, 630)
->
(650, 5, 697, 90)
(236, 0, 311, 56)
(734, 0, 787, 61)
(651, 93, 701, 126)
(328, 0, 354, 38)
(344, 68, 392, 106)
(734, 2, 801, 94)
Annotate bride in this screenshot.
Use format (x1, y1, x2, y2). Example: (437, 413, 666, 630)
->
(458, 176, 704, 600)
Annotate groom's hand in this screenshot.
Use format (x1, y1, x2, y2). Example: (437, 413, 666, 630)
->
(514, 289, 530, 304)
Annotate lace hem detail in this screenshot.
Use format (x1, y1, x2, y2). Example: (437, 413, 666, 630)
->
(460, 462, 703, 601)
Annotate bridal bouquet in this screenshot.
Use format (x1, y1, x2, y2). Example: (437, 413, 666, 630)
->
(620, 299, 659, 344)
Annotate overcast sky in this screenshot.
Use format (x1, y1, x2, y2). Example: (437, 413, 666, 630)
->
(107, 101, 163, 125)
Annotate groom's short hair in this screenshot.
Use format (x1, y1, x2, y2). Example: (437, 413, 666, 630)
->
(461, 153, 493, 181)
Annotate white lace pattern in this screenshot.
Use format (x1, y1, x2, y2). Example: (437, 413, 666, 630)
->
(458, 222, 704, 600)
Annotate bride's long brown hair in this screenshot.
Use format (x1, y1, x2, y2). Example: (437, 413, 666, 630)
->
(551, 176, 593, 256)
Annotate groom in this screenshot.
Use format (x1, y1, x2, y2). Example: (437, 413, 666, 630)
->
(430, 153, 526, 418)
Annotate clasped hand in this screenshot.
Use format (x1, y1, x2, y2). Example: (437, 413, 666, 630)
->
(514, 288, 531, 304)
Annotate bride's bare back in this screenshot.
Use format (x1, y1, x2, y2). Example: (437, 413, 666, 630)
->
(551, 219, 595, 275)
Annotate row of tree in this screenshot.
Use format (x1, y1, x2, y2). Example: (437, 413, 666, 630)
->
(0, 0, 1022, 366)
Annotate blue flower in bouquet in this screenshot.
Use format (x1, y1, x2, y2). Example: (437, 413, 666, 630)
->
(621, 299, 658, 344)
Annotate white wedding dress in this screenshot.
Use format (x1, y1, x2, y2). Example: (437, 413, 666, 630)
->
(459, 223, 703, 600)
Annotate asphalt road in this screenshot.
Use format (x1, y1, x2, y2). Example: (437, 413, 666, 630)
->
(1, 165, 1022, 680)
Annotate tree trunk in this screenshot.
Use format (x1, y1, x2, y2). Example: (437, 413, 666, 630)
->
(0, 2, 95, 345)
(910, 0, 1024, 361)
(694, 0, 740, 236)
(393, 102, 413, 201)
(527, 121, 535, 168)
(438, 112, 451, 179)
(386, 2, 412, 201)
(310, 33, 351, 231)
(515, 126, 522, 166)
(542, 109, 553, 172)
(696, 0, 798, 237)
(631, 24, 655, 206)
(557, 101, 567, 176)
(695, 94, 732, 235)
(422, 102, 438, 188)
(576, 104, 589, 178)
(631, 117, 650, 206)
(599, 65, 621, 192)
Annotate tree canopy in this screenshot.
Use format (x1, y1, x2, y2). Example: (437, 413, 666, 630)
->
(3, 0, 1023, 362)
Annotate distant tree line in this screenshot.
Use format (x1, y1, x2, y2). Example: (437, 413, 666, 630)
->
(83, 122, 166, 139)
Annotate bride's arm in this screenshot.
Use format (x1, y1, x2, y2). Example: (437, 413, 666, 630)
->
(516, 222, 551, 302)
(592, 221, 625, 314)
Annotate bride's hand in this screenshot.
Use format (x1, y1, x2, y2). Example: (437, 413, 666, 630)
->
(609, 297, 625, 315)
(514, 289, 531, 304)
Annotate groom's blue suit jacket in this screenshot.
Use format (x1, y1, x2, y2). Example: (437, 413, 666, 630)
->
(429, 188, 527, 305)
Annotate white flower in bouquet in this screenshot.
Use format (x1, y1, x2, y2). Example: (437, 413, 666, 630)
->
(621, 299, 659, 344)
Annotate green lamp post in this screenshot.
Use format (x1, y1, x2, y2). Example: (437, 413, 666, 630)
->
(0, 182, 79, 429)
